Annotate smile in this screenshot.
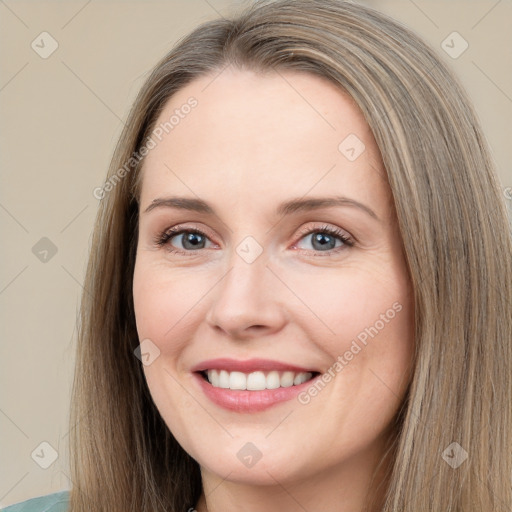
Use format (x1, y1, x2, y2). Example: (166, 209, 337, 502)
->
(191, 358, 322, 413)
(201, 369, 316, 390)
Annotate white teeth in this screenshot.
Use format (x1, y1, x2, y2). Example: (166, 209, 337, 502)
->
(218, 370, 230, 388)
(247, 371, 266, 390)
(294, 372, 309, 385)
(280, 371, 295, 387)
(266, 371, 281, 389)
(206, 369, 314, 390)
(229, 371, 247, 390)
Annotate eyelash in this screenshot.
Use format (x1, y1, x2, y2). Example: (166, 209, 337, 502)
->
(153, 224, 354, 257)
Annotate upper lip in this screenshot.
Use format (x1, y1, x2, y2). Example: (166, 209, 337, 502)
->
(191, 358, 319, 374)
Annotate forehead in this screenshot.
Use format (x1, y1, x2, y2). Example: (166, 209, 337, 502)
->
(139, 68, 388, 214)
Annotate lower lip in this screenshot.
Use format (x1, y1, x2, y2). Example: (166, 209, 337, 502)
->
(193, 372, 320, 413)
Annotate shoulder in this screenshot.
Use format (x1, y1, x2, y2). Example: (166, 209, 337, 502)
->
(1, 490, 70, 512)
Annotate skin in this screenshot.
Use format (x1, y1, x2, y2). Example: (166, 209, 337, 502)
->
(132, 67, 415, 512)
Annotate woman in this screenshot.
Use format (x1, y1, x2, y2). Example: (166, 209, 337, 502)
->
(5, 0, 511, 511)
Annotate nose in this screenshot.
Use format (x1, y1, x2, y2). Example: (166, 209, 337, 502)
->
(205, 252, 288, 340)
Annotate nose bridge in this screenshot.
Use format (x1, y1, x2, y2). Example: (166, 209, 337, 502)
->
(205, 242, 286, 336)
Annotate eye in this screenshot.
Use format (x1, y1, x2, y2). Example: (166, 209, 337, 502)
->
(292, 224, 354, 255)
(154, 226, 214, 254)
(153, 223, 354, 256)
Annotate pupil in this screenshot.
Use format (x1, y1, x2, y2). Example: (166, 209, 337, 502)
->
(313, 233, 335, 250)
(183, 233, 204, 250)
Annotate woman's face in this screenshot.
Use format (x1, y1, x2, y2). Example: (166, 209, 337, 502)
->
(133, 67, 415, 487)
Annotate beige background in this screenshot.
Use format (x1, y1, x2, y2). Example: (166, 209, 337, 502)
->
(1, 0, 510, 507)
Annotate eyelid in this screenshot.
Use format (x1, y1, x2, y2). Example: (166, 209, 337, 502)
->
(166, 222, 218, 242)
(293, 223, 353, 243)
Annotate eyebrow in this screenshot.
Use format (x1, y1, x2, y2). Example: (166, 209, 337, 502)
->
(143, 195, 379, 221)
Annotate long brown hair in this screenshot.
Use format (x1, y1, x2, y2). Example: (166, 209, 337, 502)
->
(69, 1, 512, 510)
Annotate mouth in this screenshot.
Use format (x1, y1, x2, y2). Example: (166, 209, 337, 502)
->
(197, 369, 320, 390)
(192, 364, 322, 413)
(191, 358, 322, 413)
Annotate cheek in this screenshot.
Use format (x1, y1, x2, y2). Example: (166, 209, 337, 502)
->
(132, 259, 207, 353)
(280, 261, 412, 354)
(283, 261, 414, 414)
(133, 261, 210, 452)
